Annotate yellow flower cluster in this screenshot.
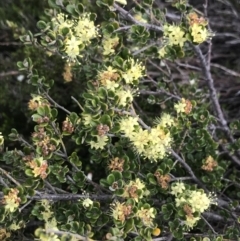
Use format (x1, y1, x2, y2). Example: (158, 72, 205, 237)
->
(111, 201, 133, 222)
(158, 25, 186, 58)
(28, 157, 48, 179)
(97, 59, 144, 106)
(190, 24, 208, 44)
(98, 66, 120, 90)
(174, 98, 192, 114)
(164, 25, 187, 47)
(158, 14, 211, 58)
(122, 58, 145, 84)
(136, 207, 155, 227)
(188, 12, 210, 44)
(122, 178, 146, 202)
(3, 188, 21, 213)
(119, 114, 174, 161)
(171, 183, 217, 229)
(116, 89, 134, 107)
(102, 35, 119, 56)
(52, 13, 98, 62)
(89, 135, 108, 150)
(111, 201, 156, 227)
(28, 95, 50, 111)
(82, 198, 93, 208)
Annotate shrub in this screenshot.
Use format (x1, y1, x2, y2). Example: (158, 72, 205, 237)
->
(1, 0, 240, 240)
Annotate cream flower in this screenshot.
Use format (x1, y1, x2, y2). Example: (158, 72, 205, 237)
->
(64, 35, 82, 62)
(188, 190, 212, 213)
(159, 113, 175, 127)
(116, 89, 134, 106)
(122, 58, 145, 84)
(171, 182, 186, 196)
(119, 116, 139, 137)
(52, 13, 73, 32)
(130, 129, 150, 150)
(184, 216, 200, 229)
(191, 24, 208, 44)
(4, 189, 21, 213)
(158, 46, 167, 58)
(136, 207, 155, 227)
(164, 25, 186, 47)
(174, 98, 187, 113)
(89, 135, 108, 150)
(74, 13, 98, 44)
(111, 201, 132, 222)
(102, 35, 119, 56)
(82, 198, 93, 208)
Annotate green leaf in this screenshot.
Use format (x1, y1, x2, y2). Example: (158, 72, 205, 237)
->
(51, 108, 58, 119)
(61, 27, 70, 36)
(69, 152, 82, 167)
(114, 188, 124, 196)
(100, 179, 109, 187)
(100, 114, 112, 127)
(8, 128, 19, 141)
(124, 218, 134, 233)
(112, 171, 122, 181)
(37, 20, 47, 30)
(32, 114, 42, 122)
(113, 56, 124, 68)
(66, 4, 76, 14)
(48, 0, 61, 9)
(77, 3, 84, 13)
(69, 112, 79, 124)
(73, 171, 85, 183)
(98, 87, 108, 99)
(107, 173, 115, 184)
(143, 0, 153, 6)
(25, 169, 33, 177)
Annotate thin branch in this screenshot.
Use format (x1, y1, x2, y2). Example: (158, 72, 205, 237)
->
(211, 63, 240, 78)
(28, 193, 113, 201)
(170, 149, 208, 191)
(42, 90, 71, 115)
(45, 229, 91, 241)
(0, 71, 19, 78)
(114, 25, 133, 32)
(0, 167, 22, 186)
(71, 96, 84, 111)
(147, 59, 171, 78)
(0, 177, 8, 187)
(113, 3, 162, 32)
(19, 200, 33, 212)
(201, 214, 218, 235)
(192, 45, 240, 159)
(132, 42, 158, 56)
(139, 90, 181, 100)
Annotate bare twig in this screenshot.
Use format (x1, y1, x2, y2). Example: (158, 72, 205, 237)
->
(0, 71, 19, 78)
(113, 3, 162, 32)
(42, 90, 71, 115)
(0, 167, 21, 186)
(139, 89, 181, 100)
(45, 229, 92, 241)
(211, 63, 240, 78)
(192, 45, 239, 151)
(170, 149, 208, 191)
(71, 96, 84, 111)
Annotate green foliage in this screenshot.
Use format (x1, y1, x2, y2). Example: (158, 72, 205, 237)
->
(1, 0, 240, 241)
